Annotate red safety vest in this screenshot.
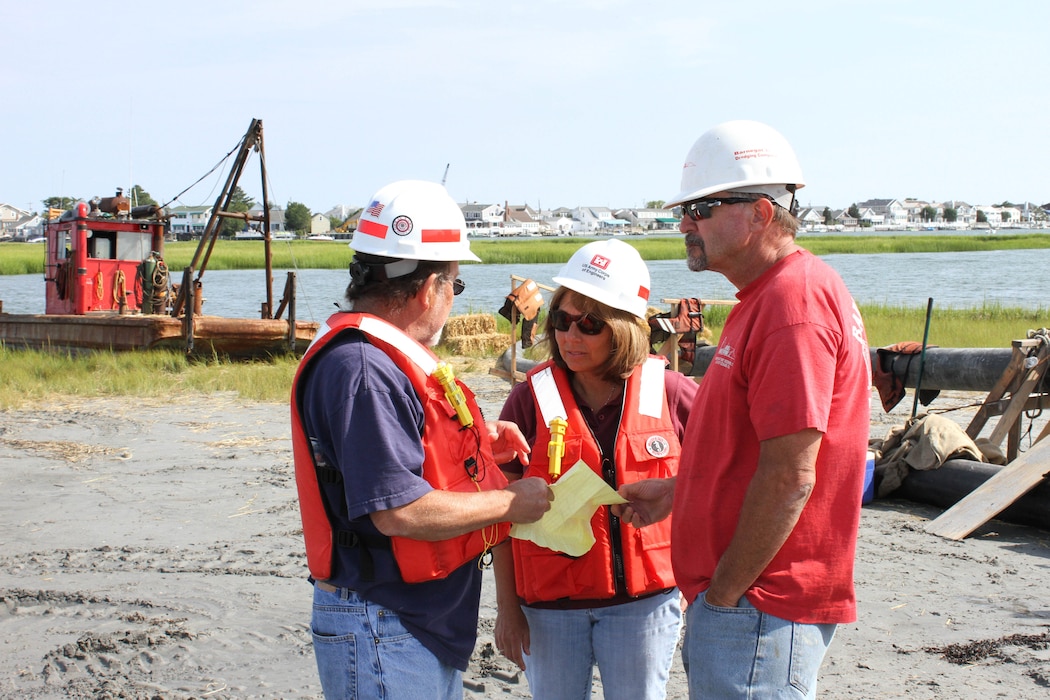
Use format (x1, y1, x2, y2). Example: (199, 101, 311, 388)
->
(291, 312, 510, 584)
(513, 358, 679, 603)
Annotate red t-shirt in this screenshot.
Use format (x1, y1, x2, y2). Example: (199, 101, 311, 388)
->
(672, 249, 871, 624)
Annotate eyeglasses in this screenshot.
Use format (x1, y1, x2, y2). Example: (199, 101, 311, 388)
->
(550, 309, 607, 335)
(451, 278, 465, 295)
(679, 196, 767, 222)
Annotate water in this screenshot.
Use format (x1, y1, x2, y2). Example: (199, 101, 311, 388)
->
(2, 248, 1048, 320)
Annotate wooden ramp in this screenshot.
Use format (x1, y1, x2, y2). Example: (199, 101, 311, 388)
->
(925, 437, 1050, 540)
(924, 334, 1050, 540)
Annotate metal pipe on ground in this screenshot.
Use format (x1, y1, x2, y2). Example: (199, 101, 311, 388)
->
(892, 458, 1050, 532)
(691, 346, 1014, 393)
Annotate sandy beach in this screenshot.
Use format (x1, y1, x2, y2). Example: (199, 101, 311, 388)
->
(2, 363, 1049, 699)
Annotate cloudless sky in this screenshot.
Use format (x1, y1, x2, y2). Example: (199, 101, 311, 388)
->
(2, 0, 1047, 216)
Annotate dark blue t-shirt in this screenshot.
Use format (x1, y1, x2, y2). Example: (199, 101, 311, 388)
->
(300, 330, 484, 671)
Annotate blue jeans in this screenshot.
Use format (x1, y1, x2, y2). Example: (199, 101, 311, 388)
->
(310, 584, 460, 700)
(521, 589, 682, 700)
(683, 591, 836, 699)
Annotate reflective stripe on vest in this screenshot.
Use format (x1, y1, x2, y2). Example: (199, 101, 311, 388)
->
(292, 312, 509, 583)
(513, 358, 679, 603)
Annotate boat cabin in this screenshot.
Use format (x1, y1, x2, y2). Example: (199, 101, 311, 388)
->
(45, 191, 168, 316)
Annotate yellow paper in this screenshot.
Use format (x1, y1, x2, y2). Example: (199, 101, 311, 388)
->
(510, 461, 627, 556)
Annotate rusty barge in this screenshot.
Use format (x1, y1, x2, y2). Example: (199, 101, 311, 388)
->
(0, 119, 318, 357)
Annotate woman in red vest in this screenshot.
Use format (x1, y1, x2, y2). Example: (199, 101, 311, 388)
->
(494, 239, 698, 700)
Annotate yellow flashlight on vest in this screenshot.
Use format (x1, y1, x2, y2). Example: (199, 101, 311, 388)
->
(547, 417, 567, 480)
(433, 362, 474, 428)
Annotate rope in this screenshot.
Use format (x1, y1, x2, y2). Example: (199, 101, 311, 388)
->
(94, 269, 104, 300)
(112, 269, 127, 308)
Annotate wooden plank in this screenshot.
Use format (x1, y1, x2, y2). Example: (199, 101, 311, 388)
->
(925, 437, 1050, 540)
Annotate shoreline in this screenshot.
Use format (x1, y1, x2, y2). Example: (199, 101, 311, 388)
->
(1, 368, 1049, 698)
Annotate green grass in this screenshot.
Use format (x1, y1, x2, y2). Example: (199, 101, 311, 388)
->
(0, 345, 300, 409)
(4, 233, 1049, 274)
(4, 304, 1045, 409)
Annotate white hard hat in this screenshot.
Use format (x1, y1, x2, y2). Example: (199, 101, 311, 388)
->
(552, 239, 650, 318)
(666, 120, 805, 210)
(351, 180, 480, 262)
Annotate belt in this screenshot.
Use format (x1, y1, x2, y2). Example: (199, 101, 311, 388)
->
(314, 580, 340, 593)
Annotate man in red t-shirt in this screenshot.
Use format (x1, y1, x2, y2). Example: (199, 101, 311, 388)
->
(616, 121, 871, 699)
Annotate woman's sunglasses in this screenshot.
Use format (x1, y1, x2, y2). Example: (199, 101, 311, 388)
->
(549, 309, 607, 335)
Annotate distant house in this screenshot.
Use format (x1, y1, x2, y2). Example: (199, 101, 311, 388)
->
(0, 203, 31, 236)
(833, 209, 858, 228)
(310, 213, 331, 235)
(857, 198, 908, 228)
(504, 204, 541, 236)
(169, 205, 213, 239)
(618, 207, 679, 233)
(246, 206, 287, 234)
(796, 207, 827, 229)
(572, 206, 627, 234)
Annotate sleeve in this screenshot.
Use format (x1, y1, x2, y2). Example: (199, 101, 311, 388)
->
(303, 338, 433, 521)
(664, 369, 700, 441)
(746, 322, 839, 441)
(496, 380, 539, 477)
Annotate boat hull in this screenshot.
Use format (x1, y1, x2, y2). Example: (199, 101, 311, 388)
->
(0, 312, 318, 358)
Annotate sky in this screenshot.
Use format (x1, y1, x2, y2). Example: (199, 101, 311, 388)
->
(2, 0, 1048, 217)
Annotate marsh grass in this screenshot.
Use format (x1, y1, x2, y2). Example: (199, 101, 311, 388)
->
(0, 344, 300, 409)
(4, 304, 1045, 409)
(4, 234, 1049, 274)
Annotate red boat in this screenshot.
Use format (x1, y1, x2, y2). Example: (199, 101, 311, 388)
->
(0, 119, 318, 357)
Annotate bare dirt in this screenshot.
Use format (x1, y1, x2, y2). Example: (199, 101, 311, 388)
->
(1, 362, 1048, 699)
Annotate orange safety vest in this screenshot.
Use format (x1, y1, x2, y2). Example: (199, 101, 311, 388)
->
(513, 358, 679, 604)
(291, 312, 510, 584)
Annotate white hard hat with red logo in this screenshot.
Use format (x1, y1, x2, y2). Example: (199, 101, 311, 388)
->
(665, 120, 805, 211)
(552, 239, 650, 318)
(351, 180, 480, 262)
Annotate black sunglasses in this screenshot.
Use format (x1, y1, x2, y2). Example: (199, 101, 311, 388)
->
(451, 278, 465, 295)
(550, 309, 607, 335)
(679, 196, 768, 222)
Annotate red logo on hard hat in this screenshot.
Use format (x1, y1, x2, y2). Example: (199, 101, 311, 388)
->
(590, 254, 611, 270)
(392, 215, 413, 236)
(638, 285, 650, 301)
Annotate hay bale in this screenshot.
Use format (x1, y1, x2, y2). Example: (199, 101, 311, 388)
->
(444, 314, 497, 338)
(443, 332, 509, 355)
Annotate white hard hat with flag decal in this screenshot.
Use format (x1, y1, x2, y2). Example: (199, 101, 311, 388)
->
(552, 238, 650, 318)
(351, 180, 480, 262)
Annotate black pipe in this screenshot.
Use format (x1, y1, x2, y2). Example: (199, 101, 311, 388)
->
(691, 345, 1014, 392)
(892, 458, 1050, 532)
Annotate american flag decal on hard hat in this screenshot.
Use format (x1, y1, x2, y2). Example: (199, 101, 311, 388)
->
(366, 200, 385, 218)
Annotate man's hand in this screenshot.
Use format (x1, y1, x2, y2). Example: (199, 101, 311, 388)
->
(487, 420, 531, 465)
(505, 477, 553, 523)
(613, 477, 675, 527)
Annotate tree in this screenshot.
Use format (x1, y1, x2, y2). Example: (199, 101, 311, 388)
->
(848, 203, 860, 219)
(130, 185, 157, 207)
(943, 207, 958, 223)
(646, 200, 665, 209)
(976, 209, 988, 224)
(922, 205, 938, 222)
(822, 207, 833, 225)
(285, 201, 311, 234)
(221, 186, 255, 237)
(43, 196, 77, 212)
